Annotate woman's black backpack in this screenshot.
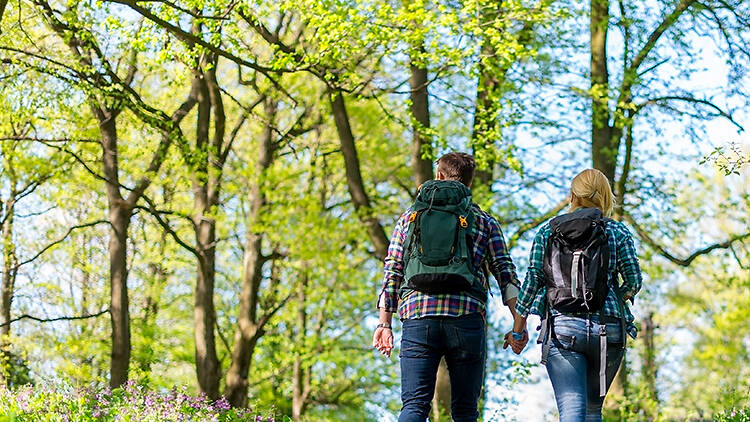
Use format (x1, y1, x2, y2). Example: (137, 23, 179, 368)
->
(543, 208, 610, 313)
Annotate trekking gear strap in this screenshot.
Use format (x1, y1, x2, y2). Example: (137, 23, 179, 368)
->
(598, 307, 607, 397)
(571, 250, 582, 299)
(616, 287, 628, 348)
(402, 211, 420, 269)
(540, 305, 553, 365)
(551, 248, 564, 287)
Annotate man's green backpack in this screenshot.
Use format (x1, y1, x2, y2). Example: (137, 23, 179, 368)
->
(400, 180, 486, 303)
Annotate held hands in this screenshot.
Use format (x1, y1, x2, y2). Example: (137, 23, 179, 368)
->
(372, 326, 394, 358)
(503, 330, 528, 355)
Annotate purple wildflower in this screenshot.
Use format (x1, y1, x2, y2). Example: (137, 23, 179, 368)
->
(15, 386, 31, 411)
(213, 396, 231, 411)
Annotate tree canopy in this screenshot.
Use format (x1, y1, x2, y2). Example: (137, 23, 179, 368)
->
(0, 0, 748, 420)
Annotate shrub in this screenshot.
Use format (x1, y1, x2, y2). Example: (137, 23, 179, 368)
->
(0, 382, 281, 422)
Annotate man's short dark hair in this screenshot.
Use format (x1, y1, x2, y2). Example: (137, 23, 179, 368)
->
(436, 152, 476, 187)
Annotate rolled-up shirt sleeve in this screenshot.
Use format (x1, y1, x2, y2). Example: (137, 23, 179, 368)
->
(377, 212, 410, 313)
(615, 223, 642, 301)
(486, 217, 520, 304)
(515, 226, 549, 317)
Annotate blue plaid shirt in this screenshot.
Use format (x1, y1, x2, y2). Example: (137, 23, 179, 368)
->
(514, 215, 642, 337)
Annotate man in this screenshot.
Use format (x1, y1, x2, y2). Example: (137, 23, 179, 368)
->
(373, 152, 528, 422)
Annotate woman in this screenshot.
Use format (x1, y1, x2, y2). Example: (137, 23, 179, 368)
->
(510, 169, 642, 422)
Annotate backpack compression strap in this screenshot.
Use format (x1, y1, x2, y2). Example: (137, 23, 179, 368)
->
(402, 211, 420, 271)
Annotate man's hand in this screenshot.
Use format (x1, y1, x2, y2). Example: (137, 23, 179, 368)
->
(372, 327, 394, 358)
(502, 330, 528, 355)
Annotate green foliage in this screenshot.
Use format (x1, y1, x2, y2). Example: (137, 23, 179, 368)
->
(0, 383, 279, 421)
(715, 407, 750, 422)
(701, 143, 749, 176)
(0, 344, 32, 389)
(1, 0, 748, 420)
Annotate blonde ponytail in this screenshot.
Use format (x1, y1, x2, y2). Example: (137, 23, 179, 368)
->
(569, 169, 615, 217)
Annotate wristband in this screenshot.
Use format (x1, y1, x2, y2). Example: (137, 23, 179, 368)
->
(376, 323, 392, 330)
(511, 329, 527, 341)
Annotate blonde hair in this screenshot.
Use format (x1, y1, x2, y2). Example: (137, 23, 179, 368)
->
(569, 169, 615, 217)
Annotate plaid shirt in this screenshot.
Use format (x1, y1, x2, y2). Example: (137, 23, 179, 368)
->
(377, 205, 520, 320)
(514, 216, 643, 337)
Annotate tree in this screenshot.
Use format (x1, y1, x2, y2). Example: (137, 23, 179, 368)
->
(2, 0, 200, 387)
(0, 135, 63, 385)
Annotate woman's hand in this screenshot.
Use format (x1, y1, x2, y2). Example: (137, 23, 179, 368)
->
(503, 330, 528, 354)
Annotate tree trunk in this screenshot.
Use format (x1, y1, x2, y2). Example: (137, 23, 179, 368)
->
(224, 99, 277, 407)
(590, 0, 615, 182)
(0, 0, 7, 33)
(329, 89, 389, 259)
(224, 228, 264, 406)
(108, 204, 132, 388)
(79, 232, 91, 335)
(95, 110, 133, 389)
(139, 226, 168, 374)
(409, 58, 434, 188)
(191, 68, 221, 400)
(0, 195, 15, 340)
(194, 225, 220, 399)
(143, 211, 170, 328)
(0, 187, 16, 386)
(471, 37, 502, 189)
(292, 273, 310, 420)
(641, 313, 658, 408)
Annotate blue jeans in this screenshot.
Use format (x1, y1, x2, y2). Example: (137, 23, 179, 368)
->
(545, 315, 625, 422)
(398, 313, 485, 422)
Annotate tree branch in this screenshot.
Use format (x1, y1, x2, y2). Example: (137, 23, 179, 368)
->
(627, 0, 696, 77)
(0, 308, 110, 328)
(729, 244, 748, 269)
(635, 95, 745, 131)
(615, 115, 634, 207)
(134, 196, 199, 257)
(0, 136, 98, 144)
(35, 139, 110, 185)
(126, 88, 198, 205)
(616, 0, 696, 109)
(134, 0, 235, 20)
(215, 319, 232, 354)
(507, 199, 568, 249)
(7, 219, 110, 271)
(255, 291, 293, 338)
(104, 0, 285, 78)
(623, 213, 750, 266)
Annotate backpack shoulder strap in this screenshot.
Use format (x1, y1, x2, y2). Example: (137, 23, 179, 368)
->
(402, 210, 421, 268)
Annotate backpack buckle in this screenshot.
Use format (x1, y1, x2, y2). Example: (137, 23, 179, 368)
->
(458, 216, 468, 228)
